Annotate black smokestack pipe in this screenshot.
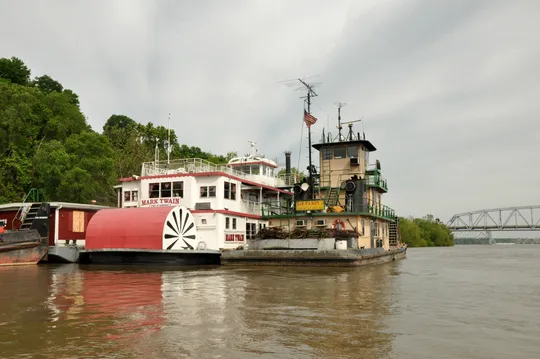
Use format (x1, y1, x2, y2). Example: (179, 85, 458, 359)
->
(285, 151, 291, 185)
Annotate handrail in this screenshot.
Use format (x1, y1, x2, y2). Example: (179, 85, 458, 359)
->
(11, 188, 43, 229)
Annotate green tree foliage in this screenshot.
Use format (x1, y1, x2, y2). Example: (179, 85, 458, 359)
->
(0, 57, 31, 86)
(399, 214, 454, 247)
(33, 74, 63, 94)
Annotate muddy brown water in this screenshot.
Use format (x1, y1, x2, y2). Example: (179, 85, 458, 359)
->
(1, 245, 539, 358)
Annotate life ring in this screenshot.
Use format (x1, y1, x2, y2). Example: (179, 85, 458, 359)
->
(333, 219, 345, 231)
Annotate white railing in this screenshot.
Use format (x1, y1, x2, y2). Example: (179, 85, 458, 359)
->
(142, 158, 249, 178)
(367, 163, 379, 171)
(141, 158, 291, 188)
(241, 200, 262, 215)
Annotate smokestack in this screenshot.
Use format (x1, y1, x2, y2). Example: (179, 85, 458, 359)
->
(285, 151, 292, 185)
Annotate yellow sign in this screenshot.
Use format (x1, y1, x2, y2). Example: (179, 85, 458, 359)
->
(296, 200, 325, 211)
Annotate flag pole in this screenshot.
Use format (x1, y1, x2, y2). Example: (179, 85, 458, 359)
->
(298, 78, 318, 200)
(307, 94, 313, 199)
(167, 113, 171, 166)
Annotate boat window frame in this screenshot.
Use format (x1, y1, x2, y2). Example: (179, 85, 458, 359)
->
(333, 146, 346, 159)
(172, 181, 184, 198)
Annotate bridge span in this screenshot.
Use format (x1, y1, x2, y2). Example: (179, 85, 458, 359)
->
(447, 205, 540, 244)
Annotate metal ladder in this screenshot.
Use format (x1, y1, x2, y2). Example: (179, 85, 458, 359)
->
(12, 188, 44, 230)
(389, 218, 399, 247)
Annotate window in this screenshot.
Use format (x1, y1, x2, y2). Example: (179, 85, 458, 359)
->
(333, 146, 346, 159)
(361, 219, 365, 236)
(347, 145, 358, 158)
(124, 191, 131, 202)
(224, 181, 237, 200)
(200, 185, 216, 198)
(232, 218, 237, 230)
(161, 182, 171, 197)
(131, 190, 138, 201)
(173, 181, 184, 197)
(225, 217, 230, 229)
(149, 183, 160, 198)
(246, 223, 257, 239)
(322, 147, 332, 160)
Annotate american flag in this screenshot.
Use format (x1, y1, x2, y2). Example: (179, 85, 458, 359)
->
(304, 110, 317, 128)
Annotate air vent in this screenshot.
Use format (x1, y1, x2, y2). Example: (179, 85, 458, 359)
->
(195, 202, 212, 210)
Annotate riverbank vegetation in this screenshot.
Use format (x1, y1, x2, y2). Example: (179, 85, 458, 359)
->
(399, 214, 454, 247)
(0, 56, 231, 205)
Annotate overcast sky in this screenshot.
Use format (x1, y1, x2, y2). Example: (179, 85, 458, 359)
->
(1, 0, 539, 221)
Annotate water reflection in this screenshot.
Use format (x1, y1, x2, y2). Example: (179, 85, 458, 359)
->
(0, 263, 398, 359)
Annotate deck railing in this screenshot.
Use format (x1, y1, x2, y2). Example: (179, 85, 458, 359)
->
(261, 198, 396, 220)
(366, 175, 388, 191)
(141, 158, 290, 187)
(241, 200, 262, 216)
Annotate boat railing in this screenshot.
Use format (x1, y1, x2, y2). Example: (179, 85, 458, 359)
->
(141, 158, 250, 179)
(12, 188, 44, 229)
(141, 158, 289, 187)
(241, 200, 262, 215)
(365, 174, 388, 191)
(261, 197, 395, 219)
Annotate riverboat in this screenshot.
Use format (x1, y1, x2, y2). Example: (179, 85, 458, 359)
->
(99, 85, 406, 266)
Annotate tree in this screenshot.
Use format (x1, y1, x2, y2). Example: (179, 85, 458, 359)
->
(33, 74, 63, 94)
(399, 215, 454, 247)
(0, 57, 31, 86)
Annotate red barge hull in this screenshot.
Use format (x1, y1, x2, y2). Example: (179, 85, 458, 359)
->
(0, 240, 47, 266)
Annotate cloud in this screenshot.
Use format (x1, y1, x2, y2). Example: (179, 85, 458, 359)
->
(1, 0, 539, 221)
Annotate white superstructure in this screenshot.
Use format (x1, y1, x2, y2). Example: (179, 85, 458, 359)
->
(115, 142, 293, 250)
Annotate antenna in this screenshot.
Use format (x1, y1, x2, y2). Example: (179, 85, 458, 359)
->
(335, 102, 347, 141)
(167, 113, 171, 165)
(297, 78, 319, 200)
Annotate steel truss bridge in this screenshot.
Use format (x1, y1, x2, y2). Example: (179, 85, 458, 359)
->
(447, 205, 540, 244)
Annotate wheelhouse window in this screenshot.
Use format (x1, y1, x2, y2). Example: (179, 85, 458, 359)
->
(322, 147, 332, 160)
(200, 185, 216, 198)
(149, 183, 160, 198)
(232, 218, 237, 230)
(347, 145, 358, 158)
(124, 191, 131, 202)
(131, 190, 138, 201)
(224, 181, 236, 200)
(333, 146, 346, 159)
(225, 217, 230, 229)
(173, 181, 183, 197)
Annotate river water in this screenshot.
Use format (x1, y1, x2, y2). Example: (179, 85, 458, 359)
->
(0, 245, 539, 359)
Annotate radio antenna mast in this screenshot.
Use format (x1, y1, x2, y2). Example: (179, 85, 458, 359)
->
(335, 102, 347, 141)
(299, 79, 318, 199)
(167, 113, 171, 165)
(279, 76, 321, 199)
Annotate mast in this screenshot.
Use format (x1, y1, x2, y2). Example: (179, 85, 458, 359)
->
(298, 79, 318, 199)
(167, 113, 171, 166)
(336, 102, 347, 141)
